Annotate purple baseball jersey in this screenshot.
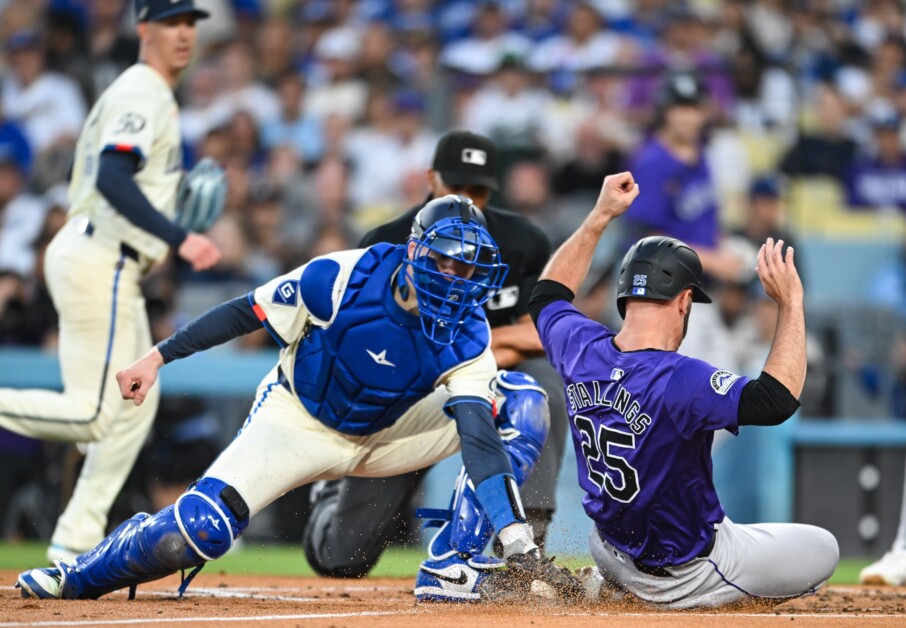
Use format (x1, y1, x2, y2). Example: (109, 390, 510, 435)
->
(844, 155, 906, 211)
(626, 138, 719, 248)
(537, 299, 749, 567)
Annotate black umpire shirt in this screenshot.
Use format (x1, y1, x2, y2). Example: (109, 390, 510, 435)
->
(359, 201, 551, 328)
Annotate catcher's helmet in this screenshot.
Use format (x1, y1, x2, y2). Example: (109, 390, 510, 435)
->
(616, 236, 712, 319)
(406, 195, 508, 345)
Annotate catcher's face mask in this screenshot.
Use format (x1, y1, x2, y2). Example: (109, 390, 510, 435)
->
(405, 217, 507, 346)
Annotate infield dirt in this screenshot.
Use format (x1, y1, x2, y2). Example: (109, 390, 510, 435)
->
(1, 570, 904, 627)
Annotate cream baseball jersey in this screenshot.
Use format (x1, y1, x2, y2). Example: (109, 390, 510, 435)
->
(68, 63, 183, 263)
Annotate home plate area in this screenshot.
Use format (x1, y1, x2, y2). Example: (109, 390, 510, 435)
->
(0, 572, 905, 627)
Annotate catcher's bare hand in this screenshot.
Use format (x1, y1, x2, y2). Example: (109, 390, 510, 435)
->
(116, 348, 164, 406)
(179, 232, 221, 271)
(755, 237, 803, 308)
(594, 171, 640, 221)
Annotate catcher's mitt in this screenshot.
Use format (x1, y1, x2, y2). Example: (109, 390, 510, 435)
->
(477, 548, 585, 604)
(175, 157, 227, 233)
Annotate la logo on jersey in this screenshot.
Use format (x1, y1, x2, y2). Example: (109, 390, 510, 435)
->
(273, 280, 299, 306)
(710, 370, 741, 395)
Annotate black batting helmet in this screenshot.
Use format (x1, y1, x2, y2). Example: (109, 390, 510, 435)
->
(616, 236, 712, 319)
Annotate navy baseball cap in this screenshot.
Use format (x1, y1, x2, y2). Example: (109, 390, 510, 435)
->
(432, 131, 499, 191)
(748, 175, 785, 200)
(136, 0, 210, 23)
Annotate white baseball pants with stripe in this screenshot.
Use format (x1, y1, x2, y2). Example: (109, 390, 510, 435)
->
(0, 220, 158, 556)
(589, 517, 839, 609)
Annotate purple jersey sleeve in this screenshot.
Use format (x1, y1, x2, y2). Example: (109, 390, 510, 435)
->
(662, 357, 749, 437)
(536, 300, 609, 373)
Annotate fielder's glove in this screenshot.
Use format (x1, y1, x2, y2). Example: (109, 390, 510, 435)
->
(175, 157, 227, 233)
(478, 548, 585, 604)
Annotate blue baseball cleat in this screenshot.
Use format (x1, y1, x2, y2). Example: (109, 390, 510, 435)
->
(414, 553, 505, 602)
(16, 561, 67, 599)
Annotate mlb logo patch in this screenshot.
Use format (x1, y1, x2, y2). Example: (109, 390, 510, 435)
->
(610, 368, 624, 380)
(461, 148, 487, 165)
(487, 285, 519, 310)
(710, 370, 741, 395)
(632, 287, 646, 296)
(273, 280, 299, 306)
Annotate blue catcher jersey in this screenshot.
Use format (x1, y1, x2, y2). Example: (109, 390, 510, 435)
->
(251, 244, 493, 435)
(536, 299, 750, 568)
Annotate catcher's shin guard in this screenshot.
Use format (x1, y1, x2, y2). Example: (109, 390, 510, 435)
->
(59, 477, 249, 599)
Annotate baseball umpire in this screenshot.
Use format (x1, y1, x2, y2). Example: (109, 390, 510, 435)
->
(0, 0, 223, 564)
(16, 194, 578, 601)
(302, 131, 568, 580)
(529, 172, 839, 608)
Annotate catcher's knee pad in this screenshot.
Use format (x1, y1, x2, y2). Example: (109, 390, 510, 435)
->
(175, 477, 250, 561)
(60, 478, 250, 600)
(495, 370, 549, 485)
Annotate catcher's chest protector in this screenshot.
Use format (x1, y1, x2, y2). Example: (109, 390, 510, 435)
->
(291, 245, 489, 435)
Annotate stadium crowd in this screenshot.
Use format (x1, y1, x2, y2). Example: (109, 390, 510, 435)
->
(1, 0, 906, 542)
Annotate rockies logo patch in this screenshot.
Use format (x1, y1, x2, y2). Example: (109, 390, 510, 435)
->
(710, 370, 741, 395)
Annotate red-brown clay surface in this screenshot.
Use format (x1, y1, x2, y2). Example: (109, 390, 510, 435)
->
(1, 571, 905, 627)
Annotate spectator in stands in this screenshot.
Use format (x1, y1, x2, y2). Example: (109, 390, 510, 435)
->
(627, 8, 734, 118)
(1, 30, 86, 156)
(227, 110, 266, 171)
(357, 21, 400, 91)
(440, 2, 530, 76)
(87, 0, 140, 98)
(242, 182, 286, 283)
(528, 1, 631, 77)
(727, 36, 796, 133)
(261, 71, 324, 167)
(460, 54, 548, 153)
(552, 117, 624, 200)
(306, 26, 368, 123)
(0, 136, 45, 281)
(781, 84, 857, 180)
(745, 177, 790, 237)
(43, 6, 92, 106)
(845, 106, 906, 211)
(344, 89, 435, 228)
(504, 160, 552, 226)
(212, 40, 281, 129)
(513, 0, 566, 43)
(624, 72, 743, 283)
(255, 16, 295, 86)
